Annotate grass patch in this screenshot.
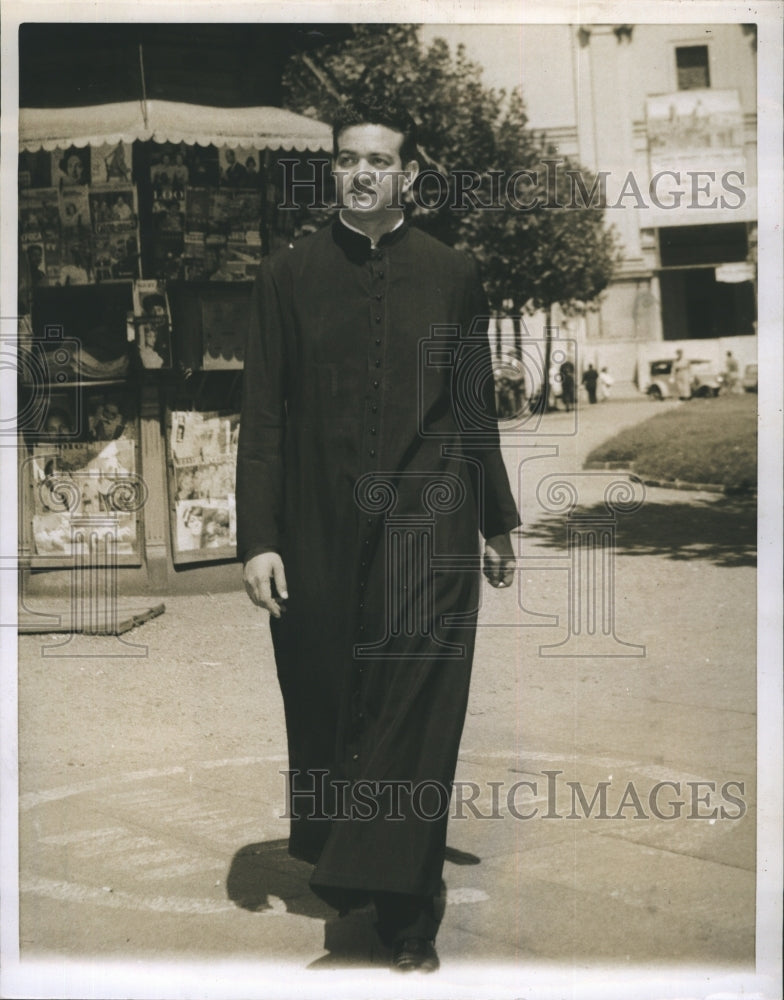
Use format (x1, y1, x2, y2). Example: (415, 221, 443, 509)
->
(586, 394, 757, 491)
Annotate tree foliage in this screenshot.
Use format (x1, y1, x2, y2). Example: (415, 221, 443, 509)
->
(282, 24, 620, 318)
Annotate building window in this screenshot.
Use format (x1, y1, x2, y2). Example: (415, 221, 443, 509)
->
(676, 46, 710, 90)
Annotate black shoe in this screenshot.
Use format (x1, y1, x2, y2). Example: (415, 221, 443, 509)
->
(391, 937, 440, 973)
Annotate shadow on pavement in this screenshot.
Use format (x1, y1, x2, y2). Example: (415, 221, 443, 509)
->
(524, 496, 756, 568)
(227, 841, 463, 969)
(226, 839, 331, 919)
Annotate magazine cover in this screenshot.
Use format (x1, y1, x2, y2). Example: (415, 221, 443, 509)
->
(93, 230, 140, 282)
(151, 197, 185, 280)
(173, 499, 235, 554)
(150, 142, 190, 201)
(26, 391, 140, 562)
(133, 279, 173, 369)
(18, 149, 52, 189)
(184, 186, 211, 235)
(53, 232, 94, 286)
(89, 185, 138, 233)
(19, 187, 60, 245)
(51, 146, 91, 189)
(58, 185, 91, 229)
(90, 141, 133, 184)
(218, 146, 262, 187)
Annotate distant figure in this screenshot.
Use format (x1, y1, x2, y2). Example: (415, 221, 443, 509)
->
(724, 350, 740, 394)
(559, 359, 576, 412)
(582, 363, 599, 404)
(598, 366, 614, 401)
(673, 349, 692, 400)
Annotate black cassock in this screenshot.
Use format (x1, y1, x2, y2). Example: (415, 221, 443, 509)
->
(236, 217, 519, 907)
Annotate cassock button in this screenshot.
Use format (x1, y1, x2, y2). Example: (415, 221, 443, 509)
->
(370, 427, 377, 435)
(375, 316, 381, 323)
(372, 380, 379, 388)
(371, 404, 378, 413)
(366, 517, 373, 525)
(352, 753, 359, 761)
(374, 360, 381, 368)
(375, 294, 383, 301)
(378, 271, 384, 279)
(369, 449, 376, 457)
(361, 561, 367, 568)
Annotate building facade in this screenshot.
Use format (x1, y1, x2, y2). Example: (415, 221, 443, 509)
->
(431, 22, 759, 384)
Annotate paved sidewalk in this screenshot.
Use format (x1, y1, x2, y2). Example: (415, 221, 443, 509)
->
(9, 398, 763, 998)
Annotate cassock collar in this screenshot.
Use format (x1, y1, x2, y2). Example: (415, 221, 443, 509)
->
(332, 212, 410, 262)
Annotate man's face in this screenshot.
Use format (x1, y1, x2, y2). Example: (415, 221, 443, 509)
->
(334, 123, 417, 217)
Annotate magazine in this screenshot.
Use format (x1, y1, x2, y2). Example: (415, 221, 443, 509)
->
(218, 146, 262, 188)
(52, 147, 91, 189)
(167, 409, 239, 561)
(133, 279, 173, 369)
(19, 188, 60, 245)
(18, 150, 52, 189)
(58, 186, 91, 230)
(89, 185, 138, 234)
(26, 397, 140, 562)
(91, 141, 133, 185)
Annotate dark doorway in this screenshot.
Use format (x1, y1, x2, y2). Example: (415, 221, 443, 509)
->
(659, 268, 756, 339)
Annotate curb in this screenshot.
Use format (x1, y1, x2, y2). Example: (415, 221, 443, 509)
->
(583, 462, 756, 497)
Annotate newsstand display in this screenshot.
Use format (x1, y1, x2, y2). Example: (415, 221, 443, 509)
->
(17, 106, 330, 580)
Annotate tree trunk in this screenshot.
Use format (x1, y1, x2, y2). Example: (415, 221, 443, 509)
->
(542, 305, 553, 412)
(512, 313, 522, 360)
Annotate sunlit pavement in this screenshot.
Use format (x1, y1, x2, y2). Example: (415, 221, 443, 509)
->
(12, 398, 758, 994)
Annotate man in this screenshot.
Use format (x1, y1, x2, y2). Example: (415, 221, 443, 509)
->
(673, 348, 692, 400)
(724, 350, 740, 394)
(236, 99, 519, 973)
(581, 363, 599, 404)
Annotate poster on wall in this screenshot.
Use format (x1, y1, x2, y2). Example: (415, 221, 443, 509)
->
(22, 390, 142, 566)
(166, 409, 239, 563)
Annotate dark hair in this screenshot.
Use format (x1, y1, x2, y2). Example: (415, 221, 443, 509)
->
(332, 98, 419, 164)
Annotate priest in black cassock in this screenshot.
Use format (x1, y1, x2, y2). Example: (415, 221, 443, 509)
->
(236, 99, 520, 973)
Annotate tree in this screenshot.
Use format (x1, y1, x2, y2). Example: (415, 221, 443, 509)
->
(282, 23, 620, 399)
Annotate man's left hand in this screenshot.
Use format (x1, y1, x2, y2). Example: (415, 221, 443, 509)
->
(483, 533, 516, 588)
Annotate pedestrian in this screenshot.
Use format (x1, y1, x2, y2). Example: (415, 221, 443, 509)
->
(559, 359, 575, 411)
(598, 365, 613, 401)
(236, 97, 519, 973)
(581, 363, 599, 404)
(723, 350, 740, 394)
(672, 348, 692, 400)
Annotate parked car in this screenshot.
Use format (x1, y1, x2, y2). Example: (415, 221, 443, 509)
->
(741, 362, 758, 393)
(645, 358, 723, 400)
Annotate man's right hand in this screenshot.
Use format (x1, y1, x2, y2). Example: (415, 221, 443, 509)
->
(243, 552, 288, 618)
